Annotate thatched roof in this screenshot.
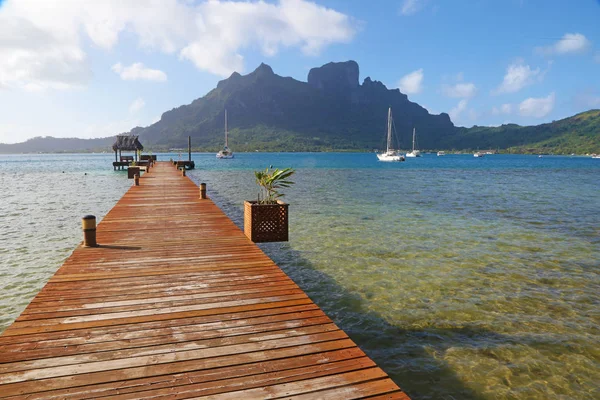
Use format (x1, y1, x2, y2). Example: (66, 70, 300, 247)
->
(112, 135, 143, 151)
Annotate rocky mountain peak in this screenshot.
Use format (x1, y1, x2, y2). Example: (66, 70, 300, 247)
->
(307, 60, 359, 91)
(253, 62, 274, 75)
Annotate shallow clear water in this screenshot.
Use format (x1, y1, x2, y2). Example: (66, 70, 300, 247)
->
(1, 153, 599, 399)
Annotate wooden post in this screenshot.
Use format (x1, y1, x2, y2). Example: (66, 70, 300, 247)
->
(181, 168, 186, 177)
(134, 173, 140, 186)
(82, 215, 98, 247)
(200, 183, 207, 199)
(188, 136, 191, 162)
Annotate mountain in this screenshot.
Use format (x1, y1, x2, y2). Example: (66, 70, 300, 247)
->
(0, 136, 115, 154)
(1, 61, 599, 154)
(136, 61, 455, 151)
(131, 61, 600, 154)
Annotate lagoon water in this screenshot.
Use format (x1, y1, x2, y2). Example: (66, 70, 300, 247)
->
(0, 153, 599, 399)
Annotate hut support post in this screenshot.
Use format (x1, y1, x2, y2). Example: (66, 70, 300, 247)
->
(188, 136, 191, 162)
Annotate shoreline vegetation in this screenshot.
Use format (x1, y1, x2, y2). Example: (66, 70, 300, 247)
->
(2, 112, 598, 156)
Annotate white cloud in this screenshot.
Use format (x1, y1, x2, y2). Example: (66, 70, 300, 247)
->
(493, 60, 541, 94)
(181, 0, 357, 76)
(492, 103, 512, 115)
(398, 68, 423, 94)
(536, 33, 591, 56)
(129, 97, 145, 113)
(449, 99, 468, 123)
(0, 0, 357, 88)
(519, 92, 555, 118)
(400, 0, 423, 16)
(441, 82, 477, 98)
(112, 63, 167, 82)
(0, 12, 92, 91)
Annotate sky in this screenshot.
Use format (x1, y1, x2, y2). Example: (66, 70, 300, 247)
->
(0, 0, 599, 143)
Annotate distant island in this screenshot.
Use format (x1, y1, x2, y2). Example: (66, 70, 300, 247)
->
(1, 61, 599, 154)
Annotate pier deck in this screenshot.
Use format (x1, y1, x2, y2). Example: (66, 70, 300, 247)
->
(0, 162, 408, 399)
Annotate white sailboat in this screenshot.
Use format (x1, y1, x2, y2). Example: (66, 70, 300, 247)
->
(405, 128, 421, 157)
(216, 109, 234, 159)
(377, 108, 405, 162)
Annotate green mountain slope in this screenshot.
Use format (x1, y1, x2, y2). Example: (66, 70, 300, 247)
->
(446, 110, 600, 154)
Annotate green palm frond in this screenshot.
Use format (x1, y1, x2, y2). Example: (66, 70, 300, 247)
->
(254, 166, 295, 204)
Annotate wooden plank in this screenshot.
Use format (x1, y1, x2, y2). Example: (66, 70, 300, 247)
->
(0, 305, 321, 346)
(0, 340, 359, 397)
(0, 325, 343, 375)
(184, 368, 390, 399)
(0, 315, 333, 363)
(0, 162, 409, 399)
(104, 357, 378, 400)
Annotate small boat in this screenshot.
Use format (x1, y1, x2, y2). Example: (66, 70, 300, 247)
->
(377, 108, 405, 162)
(405, 128, 421, 157)
(473, 152, 484, 158)
(437, 151, 445, 156)
(216, 109, 234, 159)
(592, 154, 600, 159)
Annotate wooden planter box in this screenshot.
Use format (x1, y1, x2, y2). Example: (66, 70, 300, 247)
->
(244, 200, 289, 243)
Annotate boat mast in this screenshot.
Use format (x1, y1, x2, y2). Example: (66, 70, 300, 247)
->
(387, 108, 392, 152)
(412, 128, 416, 152)
(225, 109, 228, 148)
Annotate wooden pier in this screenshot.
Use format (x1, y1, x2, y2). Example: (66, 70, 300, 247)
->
(0, 162, 408, 399)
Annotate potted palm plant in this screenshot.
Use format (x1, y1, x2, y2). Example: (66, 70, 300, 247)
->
(244, 166, 295, 242)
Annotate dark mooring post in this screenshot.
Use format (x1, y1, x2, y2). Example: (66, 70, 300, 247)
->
(82, 215, 98, 247)
(200, 183, 207, 199)
(188, 136, 191, 162)
(134, 173, 140, 186)
(181, 168, 186, 177)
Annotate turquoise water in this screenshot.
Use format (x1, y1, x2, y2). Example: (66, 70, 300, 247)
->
(1, 153, 599, 399)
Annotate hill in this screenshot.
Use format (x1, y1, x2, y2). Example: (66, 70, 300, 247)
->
(447, 110, 600, 154)
(0, 136, 115, 154)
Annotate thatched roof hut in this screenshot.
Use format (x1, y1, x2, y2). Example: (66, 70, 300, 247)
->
(112, 135, 143, 162)
(112, 135, 143, 152)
